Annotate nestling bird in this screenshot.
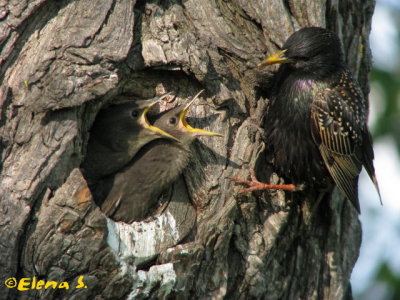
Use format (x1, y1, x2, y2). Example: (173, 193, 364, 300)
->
(232, 27, 381, 212)
(82, 93, 176, 180)
(95, 90, 223, 223)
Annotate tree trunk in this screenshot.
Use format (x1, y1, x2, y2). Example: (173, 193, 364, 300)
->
(0, 0, 374, 299)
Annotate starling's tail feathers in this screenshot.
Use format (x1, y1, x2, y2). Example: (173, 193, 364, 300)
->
(366, 169, 382, 206)
(362, 132, 383, 205)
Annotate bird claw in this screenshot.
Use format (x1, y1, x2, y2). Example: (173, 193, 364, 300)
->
(294, 183, 306, 191)
(230, 169, 303, 193)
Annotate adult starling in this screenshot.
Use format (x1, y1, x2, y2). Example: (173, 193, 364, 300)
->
(232, 27, 381, 212)
(82, 93, 177, 180)
(96, 91, 222, 223)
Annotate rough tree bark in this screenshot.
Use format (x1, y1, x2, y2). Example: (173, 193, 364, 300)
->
(0, 0, 375, 299)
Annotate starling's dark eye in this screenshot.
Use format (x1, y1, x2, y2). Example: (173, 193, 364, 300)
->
(168, 117, 177, 125)
(131, 110, 139, 118)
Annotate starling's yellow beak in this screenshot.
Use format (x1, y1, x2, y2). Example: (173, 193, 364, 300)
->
(179, 90, 223, 137)
(140, 93, 179, 141)
(257, 49, 290, 67)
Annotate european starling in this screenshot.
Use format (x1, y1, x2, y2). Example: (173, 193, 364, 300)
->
(82, 93, 177, 180)
(96, 91, 223, 223)
(233, 27, 381, 212)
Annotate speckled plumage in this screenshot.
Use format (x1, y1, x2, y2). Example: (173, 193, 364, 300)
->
(263, 27, 380, 212)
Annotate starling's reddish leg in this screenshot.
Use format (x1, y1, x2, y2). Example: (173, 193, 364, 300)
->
(231, 169, 303, 193)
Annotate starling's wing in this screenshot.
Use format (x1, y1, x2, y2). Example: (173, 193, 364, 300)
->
(97, 165, 149, 223)
(310, 80, 368, 212)
(94, 174, 127, 218)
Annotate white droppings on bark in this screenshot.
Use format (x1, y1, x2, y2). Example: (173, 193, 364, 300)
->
(129, 263, 177, 299)
(106, 210, 181, 264)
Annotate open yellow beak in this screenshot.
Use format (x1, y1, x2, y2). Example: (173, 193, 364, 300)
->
(179, 90, 223, 137)
(257, 49, 290, 67)
(140, 92, 179, 142)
